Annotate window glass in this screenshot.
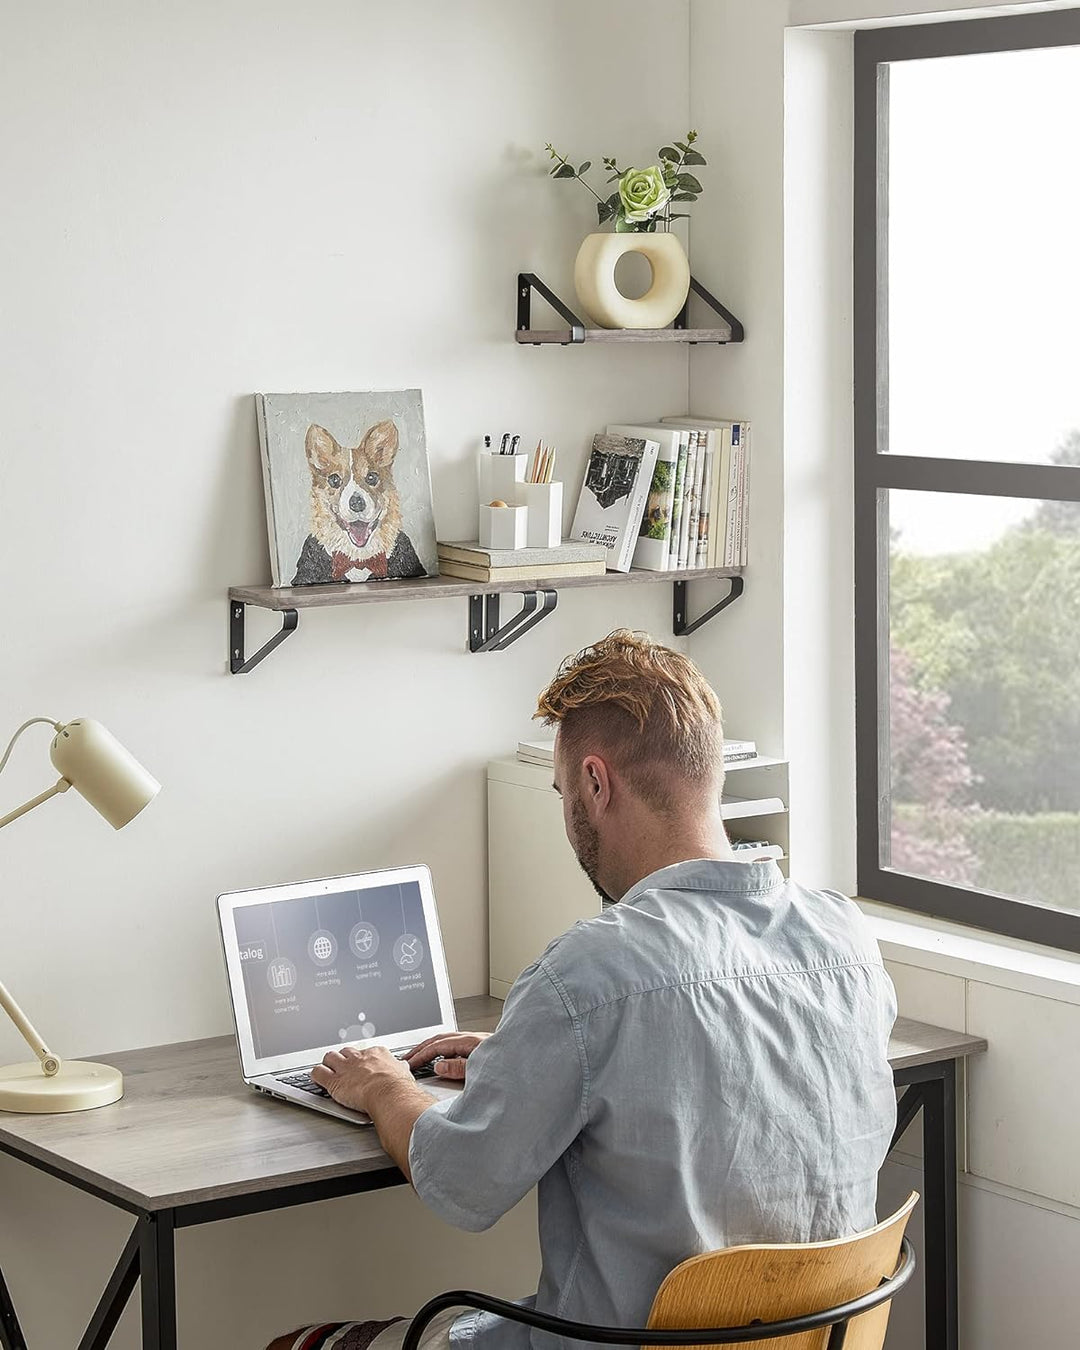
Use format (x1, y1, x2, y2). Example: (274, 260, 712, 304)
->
(887, 47, 1080, 464)
(885, 488, 1080, 910)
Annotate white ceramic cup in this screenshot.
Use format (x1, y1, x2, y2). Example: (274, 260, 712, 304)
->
(479, 454, 527, 504)
(479, 503, 527, 550)
(516, 481, 563, 549)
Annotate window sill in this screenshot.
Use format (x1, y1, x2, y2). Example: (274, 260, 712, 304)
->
(856, 898, 1080, 1006)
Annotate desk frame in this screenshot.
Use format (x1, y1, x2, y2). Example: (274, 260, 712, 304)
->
(0, 1028, 972, 1350)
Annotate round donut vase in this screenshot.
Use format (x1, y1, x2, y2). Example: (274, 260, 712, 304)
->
(573, 231, 691, 330)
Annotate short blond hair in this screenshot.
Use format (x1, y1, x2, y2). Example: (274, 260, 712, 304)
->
(535, 630, 723, 807)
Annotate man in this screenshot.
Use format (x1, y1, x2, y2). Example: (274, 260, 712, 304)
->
(269, 631, 897, 1350)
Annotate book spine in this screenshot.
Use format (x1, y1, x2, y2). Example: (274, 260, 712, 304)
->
(678, 432, 698, 569)
(739, 423, 751, 566)
(615, 441, 659, 572)
(724, 434, 740, 567)
(667, 433, 688, 569)
(733, 433, 746, 568)
(710, 429, 730, 570)
(685, 430, 706, 571)
(696, 432, 714, 568)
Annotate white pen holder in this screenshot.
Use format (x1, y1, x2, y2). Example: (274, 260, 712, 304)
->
(479, 453, 527, 503)
(517, 481, 563, 549)
(479, 503, 527, 550)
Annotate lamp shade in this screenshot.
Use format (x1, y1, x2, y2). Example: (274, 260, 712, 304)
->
(50, 718, 160, 829)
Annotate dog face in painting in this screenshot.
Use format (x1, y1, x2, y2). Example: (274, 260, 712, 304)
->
(291, 420, 426, 584)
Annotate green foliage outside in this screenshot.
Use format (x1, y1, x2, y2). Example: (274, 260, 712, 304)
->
(889, 428, 1080, 905)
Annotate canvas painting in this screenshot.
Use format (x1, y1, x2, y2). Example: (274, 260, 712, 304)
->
(256, 390, 439, 587)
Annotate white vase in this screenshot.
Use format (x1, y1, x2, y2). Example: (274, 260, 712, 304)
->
(573, 231, 691, 330)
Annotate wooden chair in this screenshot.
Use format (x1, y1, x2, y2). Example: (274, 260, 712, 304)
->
(401, 1193, 918, 1350)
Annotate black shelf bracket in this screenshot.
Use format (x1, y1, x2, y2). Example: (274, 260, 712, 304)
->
(230, 602, 298, 674)
(672, 575, 745, 637)
(518, 273, 586, 343)
(469, 590, 559, 652)
(673, 276, 746, 343)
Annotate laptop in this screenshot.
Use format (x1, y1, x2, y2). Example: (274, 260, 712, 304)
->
(217, 863, 462, 1125)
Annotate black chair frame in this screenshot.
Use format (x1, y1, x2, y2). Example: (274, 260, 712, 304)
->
(401, 1237, 914, 1350)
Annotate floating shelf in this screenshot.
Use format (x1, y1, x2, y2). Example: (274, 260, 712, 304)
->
(515, 272, 745, 346)
(227, 568, 744, 673)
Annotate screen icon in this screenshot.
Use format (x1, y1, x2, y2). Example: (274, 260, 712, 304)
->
(267, 958, 297, 992)
(307, 929, 338, 966)
(349, 921, 380, 959)
(393, 933, 424, 971)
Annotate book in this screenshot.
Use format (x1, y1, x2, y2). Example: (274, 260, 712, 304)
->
(723, 739, 761, 761)
(734, 421, 751, 566)
(663, 417, 752, 569)
(667, 432, 689, 569)
(684, 430, 706, 572)
(255, 390, 438, 587)
(570, 433, 660, 573)
(437, 540, 606, 567)
(696, 431, 714, 568)
(723, 751, 759, 764)
(517, 737, 555, 765)
(676, 431, 699, 569)
(731, 842, 785, 861)
(438, 559, 606, 582)
(721, 795, 786, 820)
(607, 425, 684, 573)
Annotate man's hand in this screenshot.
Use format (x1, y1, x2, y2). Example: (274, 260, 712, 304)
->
(405, 1031, 492, 1081)
(311, 1045, 414, 1114)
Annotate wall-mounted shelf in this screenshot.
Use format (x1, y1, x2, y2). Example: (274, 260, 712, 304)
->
(227, 567, 744, 673)
(515, 272, 745, 346)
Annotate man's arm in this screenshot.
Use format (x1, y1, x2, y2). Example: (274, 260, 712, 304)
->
(310, 1047, 434, 1181)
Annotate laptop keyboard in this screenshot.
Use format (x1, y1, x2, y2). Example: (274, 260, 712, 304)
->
(277, 1059, 438, 1098)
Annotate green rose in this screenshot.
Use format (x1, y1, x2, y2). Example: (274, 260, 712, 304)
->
(618, 165, 671, 223)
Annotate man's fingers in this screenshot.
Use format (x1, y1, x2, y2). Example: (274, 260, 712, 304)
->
(407, 1035, 479, 1067)
(310, 1063, 332, 1084)
(434, 1056, 468, 1080)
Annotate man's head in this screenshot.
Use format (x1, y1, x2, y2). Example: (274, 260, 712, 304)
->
(535, 630, 725, 903)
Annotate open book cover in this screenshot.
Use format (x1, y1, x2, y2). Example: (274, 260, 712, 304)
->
(570, 433, 660, 573)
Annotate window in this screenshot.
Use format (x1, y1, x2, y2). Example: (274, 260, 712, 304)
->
(854, 12, 1080, 951)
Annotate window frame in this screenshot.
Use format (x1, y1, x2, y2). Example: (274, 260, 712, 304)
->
(853, 9, 1080, 952)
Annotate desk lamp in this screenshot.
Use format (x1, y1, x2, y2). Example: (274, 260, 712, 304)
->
(0, 716, 160, 1113)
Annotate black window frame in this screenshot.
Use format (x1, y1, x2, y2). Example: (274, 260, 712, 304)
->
(853, 9, 1080, 952)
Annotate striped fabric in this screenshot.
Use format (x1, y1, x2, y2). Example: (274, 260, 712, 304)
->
(288, 1317, 403, 1350)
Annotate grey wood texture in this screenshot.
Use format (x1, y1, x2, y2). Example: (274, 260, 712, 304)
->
(230, 567, 742, 612)
(0, 1000, 984, 1213)
(514, 326, 735, 345)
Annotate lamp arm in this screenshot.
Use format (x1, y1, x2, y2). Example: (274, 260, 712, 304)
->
(0, 777, 72, 830)
(0, 979, 61, 1076)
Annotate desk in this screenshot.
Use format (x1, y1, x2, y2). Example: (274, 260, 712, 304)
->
(0, 1001, 985, 1350)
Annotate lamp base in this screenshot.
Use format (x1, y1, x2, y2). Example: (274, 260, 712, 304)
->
(0, 1060, 124, 1113)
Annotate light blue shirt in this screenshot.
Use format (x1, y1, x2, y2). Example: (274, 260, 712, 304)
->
(409, 860, 897, 1350)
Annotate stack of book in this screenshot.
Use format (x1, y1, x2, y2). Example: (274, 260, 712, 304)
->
(437, 540, 607, 583)
(568, 419, 751, 574)
(515, 738, 757, 768)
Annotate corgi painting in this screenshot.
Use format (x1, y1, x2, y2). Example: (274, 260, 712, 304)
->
(256, 391, 438, 588)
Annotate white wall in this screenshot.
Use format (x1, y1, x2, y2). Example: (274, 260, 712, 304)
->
(0, 2, 692, 1343)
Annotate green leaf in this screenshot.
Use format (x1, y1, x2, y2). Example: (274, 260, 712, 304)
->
(682, 149, 706, 165)
(658, 146, 679, 161)
(596, 200, 616, 224)
(672, 191, 698, 202)
(667, 212, 691, 220)
(578, 161, 591, 174)
(606, 172, 620, 183)
(552, 163, 577, 179)
(676, 173, 703, 193)
(614, 211, 637, 233)
(606, 191, 621, 206)
(675, 141, 688, 152)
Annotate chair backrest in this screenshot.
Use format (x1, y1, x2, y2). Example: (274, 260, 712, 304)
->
(645, 1193, 919, 1350)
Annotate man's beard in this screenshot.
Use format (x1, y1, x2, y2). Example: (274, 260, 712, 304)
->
(570, 793, 615, 906)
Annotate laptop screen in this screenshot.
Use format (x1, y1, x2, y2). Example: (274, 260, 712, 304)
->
(230, 877, 444, 1062)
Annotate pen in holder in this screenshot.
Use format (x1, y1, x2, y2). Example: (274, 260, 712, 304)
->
(517, 481, 563, 548)
(479, 501, 527, 550)
(479, 453, 527, 504)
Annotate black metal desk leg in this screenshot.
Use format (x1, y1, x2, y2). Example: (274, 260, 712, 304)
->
(139, 1211, 177, 1350)
(922, 1062, 959, 1350)
(0, 1261, 28, 1350)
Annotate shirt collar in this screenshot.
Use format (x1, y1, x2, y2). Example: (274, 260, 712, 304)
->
(619, 857, 785, 907)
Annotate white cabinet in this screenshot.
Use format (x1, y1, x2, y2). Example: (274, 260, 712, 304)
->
(486, 755, 790, 997)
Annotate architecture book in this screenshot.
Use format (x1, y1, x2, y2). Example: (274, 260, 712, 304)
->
(570, 433, 659, 572)
(606, 424, 683, 572)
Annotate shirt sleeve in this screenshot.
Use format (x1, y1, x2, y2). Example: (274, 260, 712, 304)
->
(408, 958, 587, 1232)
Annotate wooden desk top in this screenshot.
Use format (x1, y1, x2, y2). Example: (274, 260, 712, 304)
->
(0, 998, 985, 1214)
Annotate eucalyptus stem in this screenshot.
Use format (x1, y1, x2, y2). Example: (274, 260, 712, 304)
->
(545, 144, 605, 205)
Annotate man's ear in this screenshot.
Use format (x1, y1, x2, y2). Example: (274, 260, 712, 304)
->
(581, 754, 613, 812)
(305, 424, 341, 475)
(360, 420, 400, 469)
